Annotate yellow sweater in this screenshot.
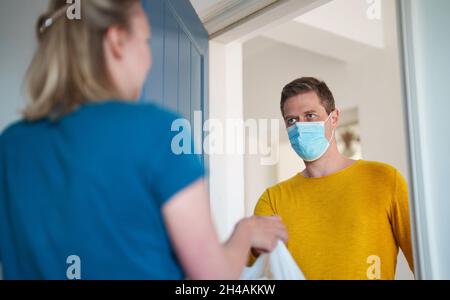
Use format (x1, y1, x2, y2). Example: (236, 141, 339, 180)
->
(250, 160, 414, 280)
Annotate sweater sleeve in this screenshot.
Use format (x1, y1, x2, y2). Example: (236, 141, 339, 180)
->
(390, 170, 415, 273)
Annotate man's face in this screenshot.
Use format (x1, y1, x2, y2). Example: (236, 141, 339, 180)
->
(282, 91, 337, 140)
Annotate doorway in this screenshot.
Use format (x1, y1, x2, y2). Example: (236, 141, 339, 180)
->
(202, 0, 415, 280)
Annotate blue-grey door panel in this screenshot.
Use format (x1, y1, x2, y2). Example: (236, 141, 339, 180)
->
(141, 0, 208, 167)
(141, 0, 164, 105)
(178, 31, 191, 119)
(141, 0, 208, 124)
(162, 5, 179, 112)
(190, 44, 202, 126)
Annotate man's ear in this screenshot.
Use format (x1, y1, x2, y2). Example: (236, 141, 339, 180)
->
(332, 108, 340, 127)
(104, 25, 127, 59)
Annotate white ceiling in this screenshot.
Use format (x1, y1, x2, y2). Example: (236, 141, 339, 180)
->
(190, 0, 280, 36)
(190, 0, 385, 58)
(190, 0, 226, 21)
(294, 0, 384, 48)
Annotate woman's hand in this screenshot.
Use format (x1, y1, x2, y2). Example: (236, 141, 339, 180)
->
(239, 215, 288, 254)
(163, 179, 288, 279)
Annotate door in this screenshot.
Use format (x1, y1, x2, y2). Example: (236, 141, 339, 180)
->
(140, 0, 209, 166)
(399, 0, 450, 279)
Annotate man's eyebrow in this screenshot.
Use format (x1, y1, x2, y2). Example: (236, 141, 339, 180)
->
(303, 110, 317, 114)
(284, 115, 297, 119)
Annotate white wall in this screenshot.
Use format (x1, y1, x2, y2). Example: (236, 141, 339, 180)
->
(242, 0, 413, 280)
(0, 0, 48, 132)
(208, 41, 246, 242)
(295, 0, 384, 48)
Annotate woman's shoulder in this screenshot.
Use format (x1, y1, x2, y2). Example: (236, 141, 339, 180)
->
(0, 119, 43, 143)
(0, 100, 184, 146)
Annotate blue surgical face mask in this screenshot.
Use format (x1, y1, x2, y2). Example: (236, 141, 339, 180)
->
(287, 113, 335, 162)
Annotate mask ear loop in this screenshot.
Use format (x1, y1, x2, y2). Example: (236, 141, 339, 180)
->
(329, 128, 336, 144)
(326, 112, 336, 144)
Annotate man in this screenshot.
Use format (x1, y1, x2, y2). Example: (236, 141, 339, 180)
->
(250, 77, 414, 280)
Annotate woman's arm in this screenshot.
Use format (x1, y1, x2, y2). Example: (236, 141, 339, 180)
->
(162, 178, 287, 280)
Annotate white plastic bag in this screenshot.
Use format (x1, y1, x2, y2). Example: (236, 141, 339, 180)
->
(240, 241, 306, 280)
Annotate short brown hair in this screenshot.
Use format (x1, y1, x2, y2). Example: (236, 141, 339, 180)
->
(280, 77, 335, 116)
(24, 0, 140, 121)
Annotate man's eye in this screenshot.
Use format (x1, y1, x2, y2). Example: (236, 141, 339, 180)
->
(287, 118, 296, 125)
(306, 114, 316, 119)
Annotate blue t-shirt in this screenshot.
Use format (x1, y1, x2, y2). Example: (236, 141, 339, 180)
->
(0, 101, 204, 279)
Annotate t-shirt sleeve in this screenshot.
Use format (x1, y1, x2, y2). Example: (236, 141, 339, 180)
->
(148, 109, 205, 207)
(390, 170, 414, 273)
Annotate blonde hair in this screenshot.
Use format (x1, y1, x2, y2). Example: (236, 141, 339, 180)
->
(24, 0, 139, 121)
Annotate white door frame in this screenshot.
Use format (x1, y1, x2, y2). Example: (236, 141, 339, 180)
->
(397, 0, 450, 280)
